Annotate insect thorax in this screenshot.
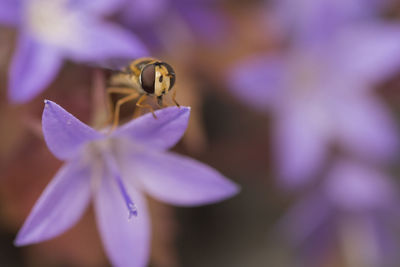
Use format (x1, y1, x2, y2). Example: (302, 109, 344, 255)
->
(108, 72, 143, 93)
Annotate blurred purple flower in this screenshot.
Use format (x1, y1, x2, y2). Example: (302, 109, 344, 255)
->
(15, 100, 239, 267)
(268, 0, 392, 42)
(279, 159, 400, 267)
(0, 0, 21, 25)
(119, 0, 227, 49)
(228, 22, 400, 187)
(0, 0, 148, 103)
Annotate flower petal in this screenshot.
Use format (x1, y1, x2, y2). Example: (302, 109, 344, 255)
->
(120, 0, 167, 26)
(42, 100, 102, 160)
(335, 95, 399, 162)
(113, 106, 190, 150)
(371, 216, 400, 267)
(76, 0, 125, 16)
(324, 159, 398, 212)
(271, 0, 389, 42)
(335, 23, 400, 85)
(227, 55, 285, 112)
(278, 193, 331, 245)
(94, 167, 150, 267)
(15, 160, 91, 246)
(8, 35, 63, 103)
(123, 150, 239, 206)
(177, 4, 228, 42)
(0, 0, 21, 25)
(274, 104, 329, 188)
(62, 20, 148, 62)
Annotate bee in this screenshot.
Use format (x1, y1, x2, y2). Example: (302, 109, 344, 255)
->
(106, 57, 178, 129)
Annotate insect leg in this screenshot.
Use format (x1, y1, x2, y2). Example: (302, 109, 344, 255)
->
(172, 88, 180, 107)
(156, 96, 164, 108)
(108, 88, 138, 94)
(136, 94, 157, 119)
(111, 92, 140, 130)
(105, 87, 137, 128)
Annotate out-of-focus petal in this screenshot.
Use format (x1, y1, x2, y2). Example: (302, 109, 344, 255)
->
(324, 159, 398, 212)
(120, 0, 167, 26)
(335, 95, 399, 162)
(15, 160, 91, 245)
(177, 4, 228, 42)
(270, 0, 390, 42)
(76, 0, 125, 16)
(94, 168, 150, 267)
(42, 100, 102, 160)
(278, 193, 331, 245)
(372, 216, 400, 267)
(113, 107, 190, 150)
(62, 20, 148, 62)
(271, 0, 338, 42)
(228, 55, 285, 112)
(335, 23, 400, 85)
(0, 0, 21, 25)
(8, 35, 63, 103)
(123, 150, 239, 206)
(274, 104, 330, 188)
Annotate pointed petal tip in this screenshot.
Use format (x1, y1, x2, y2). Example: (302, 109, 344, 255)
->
(43, 99, 57, 109)
(162, 106, 191, 121)
(14, 162, 92, 247)
(230, 182, 241, 195)
(14, 230, 50, 247)
(13, 229, 40, 247)
(41, 100, 102, 159)
(13, 233, 37, 247)
(7, 88, 33, 104)
(155, 106, 191, 116)
(111, 105, 191, 149)
(43, 99, 51, 107)
(131, 151, 240, 206)
(177, 178, 241, 207)
(132, 106, 191, 122)
(13, 235, 25, 247)
(215, 180, 241, 203)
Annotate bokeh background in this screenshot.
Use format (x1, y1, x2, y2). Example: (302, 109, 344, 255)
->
(2, 0, 400, 266)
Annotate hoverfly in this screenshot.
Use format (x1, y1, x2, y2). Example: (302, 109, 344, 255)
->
(106, 57, 178, 129)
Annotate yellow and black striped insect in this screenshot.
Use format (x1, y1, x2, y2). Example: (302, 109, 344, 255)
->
(106, 57, 178, 129)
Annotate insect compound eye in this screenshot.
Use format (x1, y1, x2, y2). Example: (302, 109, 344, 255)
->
(161, 63, 176, 90)
(140, 64, 156, 94)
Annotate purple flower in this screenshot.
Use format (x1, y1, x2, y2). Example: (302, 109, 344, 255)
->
(0, 0, 21, 25)
(228, 22, 400, 187)
(268, 0, 392, 42)
(279, 159, 400, 266)
(15, 100, 239, 267)
(0, 0, 148, 103)
(119, 0, 227, 49)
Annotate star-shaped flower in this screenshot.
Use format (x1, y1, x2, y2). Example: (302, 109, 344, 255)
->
(119, 0, 227, 49)
(228, 22, 400, 187)
(279, 159, 400, 266)
(268, 0, 392, 42)
(0, 0, 148, 102)
(15, 100, 239, 267)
